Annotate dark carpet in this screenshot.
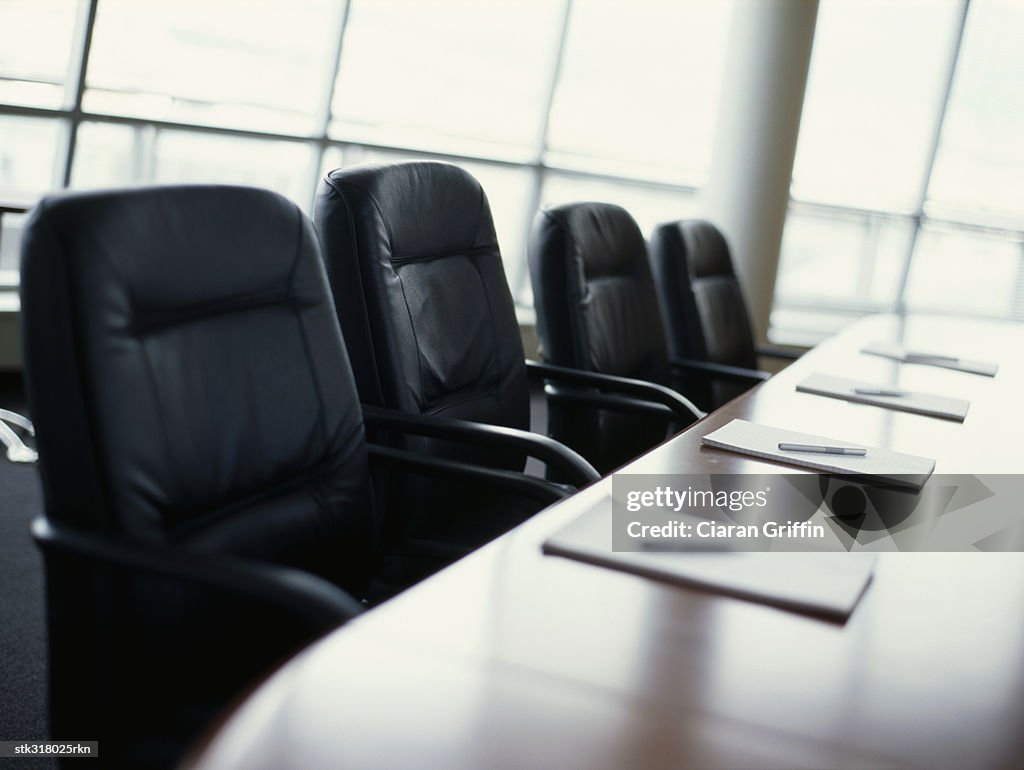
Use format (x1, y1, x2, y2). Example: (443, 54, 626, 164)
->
(0, 378, 55, 769)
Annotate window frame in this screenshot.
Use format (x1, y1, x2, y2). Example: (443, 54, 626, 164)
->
(773, 0, 1024, 338)
(0, 0, 708, 304)
(3, 0, 1020, 326)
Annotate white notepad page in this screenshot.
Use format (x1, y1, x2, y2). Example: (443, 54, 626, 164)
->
(543, 503, 876, 620)
(862, 343, 998, 377)
(796, 373, 970, 422)
(701, 419, 935, 489)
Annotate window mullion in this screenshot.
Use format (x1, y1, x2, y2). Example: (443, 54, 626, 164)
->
(308, 0, 354, 211)
(893, 0, 972, 312)
(516, 0, 573, 302)
(61, 0, 99, 188)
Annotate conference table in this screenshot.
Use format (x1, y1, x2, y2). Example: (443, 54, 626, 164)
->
(188, 314, 1024, 769)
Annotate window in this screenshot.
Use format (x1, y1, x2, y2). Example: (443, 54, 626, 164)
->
(789, 1, 962, 213)
(5, 1, 1020, 329)
(84, 0, 344, 134)
(330, 0, 563, 160)
(775, 206, 912, 310)
(775, 0, 1024, 338)
(905, 224, 1021, 318)
(0, 210, 27, 280)
(1, 0, 732, 306)
(927, 0, 1024, 227)
(73, 122, 317, 209)
(0, 0, 83, 109)
(0, 115, 65, 285)
(0, 115, 65, 197)
(546, 0, 732, 185)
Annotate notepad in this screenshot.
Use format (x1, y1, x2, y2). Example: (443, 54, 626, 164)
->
(543, 503, 875, 620)
(862, 343, 998, 377)
(796, 373, 970, 422)
(701, 419, 935, 489)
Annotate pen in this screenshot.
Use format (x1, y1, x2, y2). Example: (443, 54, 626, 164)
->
(905, 352, 959, 363)
(853, 387, 908, 397)
(778, 443, 867, 456)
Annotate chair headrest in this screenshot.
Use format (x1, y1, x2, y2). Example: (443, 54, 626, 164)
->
(321, 161, 496, 264)
(654, 219, 734, 280)
(535, 201, 648, 280)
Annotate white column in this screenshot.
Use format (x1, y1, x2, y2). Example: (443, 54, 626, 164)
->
(701, 0, 819, 342)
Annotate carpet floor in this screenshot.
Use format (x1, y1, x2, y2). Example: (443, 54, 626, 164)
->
(0, 460, 55, 769)
(0, 375, 54, 769)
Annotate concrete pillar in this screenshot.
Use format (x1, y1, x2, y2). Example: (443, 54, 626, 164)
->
(701, 0, 819, 342)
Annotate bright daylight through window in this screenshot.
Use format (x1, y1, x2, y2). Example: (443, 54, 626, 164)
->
(0, 0, 1021, 335)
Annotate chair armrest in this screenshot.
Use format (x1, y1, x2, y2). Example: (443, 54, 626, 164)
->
(0, 408, 34, 435)
(362, 405, 599, 486)
(367, 444, 569, 507)
(31, 517, 363, 631)
(671, 358, 771, 386)
(0, 418, 37, 463)
(543, 386, 678, 421)
(525, 360, 705, 423)
(755, 344, 803, 361)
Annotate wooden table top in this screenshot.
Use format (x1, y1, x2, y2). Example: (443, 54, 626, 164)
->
(189, 314, 1024, 770)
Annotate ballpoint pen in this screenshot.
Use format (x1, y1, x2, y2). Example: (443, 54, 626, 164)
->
(853, 387, 907, 397)
(905, 352, 959, 363)
(777, 443, 867, 456)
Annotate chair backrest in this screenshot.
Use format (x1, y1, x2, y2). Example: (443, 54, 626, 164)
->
(314, 161, 536, 573)
(314, 161, 529, 460)
(528, 202, 670, 472)
(648, 219, 757, 369)
(648, 220, 757, 408)
(19, 185, 375, 759)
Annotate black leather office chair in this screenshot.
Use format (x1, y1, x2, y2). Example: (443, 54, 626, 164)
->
(19, 185, 566, 768)
(314, 161, 602, 581)
(649, 219, 799, 409)
(528, 202, 703, 473)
